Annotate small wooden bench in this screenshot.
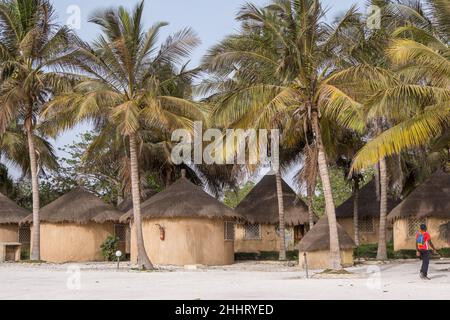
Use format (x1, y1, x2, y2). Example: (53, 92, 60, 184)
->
(0, 242, 22, 262)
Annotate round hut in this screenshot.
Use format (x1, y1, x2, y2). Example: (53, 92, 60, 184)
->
(388, 169, 450, 251)
(121, 171, 242, 266)
(298, 217, 355, 269)
(0, 192, 30, 252)
(336, 179, 400, 245)
(234, 173, 316, 253)
(21, 187, 123, 263)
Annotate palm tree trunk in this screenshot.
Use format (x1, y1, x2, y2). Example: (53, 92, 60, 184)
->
(27, 128, 40, 261)
(374, 163, 380, 201)
(311, 111, 341, 269)
(165, 169, 172, 187)
(275, 170, 286, 260)
(129, 133, 153, 270)
(376, 157, 388, 260)
(353, 179, 360, 247)
(307, 187, 315, 230)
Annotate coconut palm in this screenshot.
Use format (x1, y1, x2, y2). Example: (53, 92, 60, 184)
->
(43, 1, 204, 269)
(351, 35, 449, 169)
(329, 0, 449, 259)
(202, 0, 365, 269)
(0, 0, 75, 260)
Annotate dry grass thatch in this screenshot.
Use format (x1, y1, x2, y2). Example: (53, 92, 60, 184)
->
(121, 177, 242, 222)
(388, 169, 450, 220)
(336, 179, 401, 218)
(298, 217, 355, 252)
(21, 187, 123, 224)
(0, 192, 29, 224)
(235, 174, 315, 226)
(117, 187, 156, 212)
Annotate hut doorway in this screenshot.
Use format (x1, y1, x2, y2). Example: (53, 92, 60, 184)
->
(294, 225, 305, 244)
(18, 226, 30, 259)
(114, 224, 129, 259)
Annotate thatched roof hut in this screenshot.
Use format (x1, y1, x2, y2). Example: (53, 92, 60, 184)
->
(336, 180, 401, 218)
(388, 170, 450, 220)
(235, 174, 314, 226)
(0, 192, 29, 224)
(122, 177, 242, 221)
(125, 173, 242, 266)
(22, 187, 123, 224)
(20, 187, 124, 263)
(298, 217, 355, 269)
(299, 217, 355, 252)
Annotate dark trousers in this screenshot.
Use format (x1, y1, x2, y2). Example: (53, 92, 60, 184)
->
(419, 250, 430, 276)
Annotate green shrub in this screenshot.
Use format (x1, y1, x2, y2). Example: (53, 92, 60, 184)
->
(20, 247, 30, 260)
(100, 235, 119, 261)
(354, 243, 378, 259)
(354, 242, 422, 260)
(235, 250, 298, 261)
(391, 249, 417, 259)
(438, 248, 450, 257)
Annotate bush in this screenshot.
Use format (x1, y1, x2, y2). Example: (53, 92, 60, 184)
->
(438, 248, 450, 257)
(20, 247, 30, 260)
(100, 235, 119, 261)
(235, 250, 298, 261)
(354, 243, 378, 259)
(354, 242, 424, 260)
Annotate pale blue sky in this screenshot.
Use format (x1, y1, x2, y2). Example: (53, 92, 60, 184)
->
(8, 0, 366, 180)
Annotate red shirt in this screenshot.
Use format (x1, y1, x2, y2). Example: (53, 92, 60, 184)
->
(416, 232, 431, 250)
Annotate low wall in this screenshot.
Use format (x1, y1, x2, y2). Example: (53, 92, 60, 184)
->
(130, 217, 235, 266)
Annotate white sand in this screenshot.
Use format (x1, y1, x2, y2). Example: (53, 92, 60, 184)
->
(0, 259, 449, 299)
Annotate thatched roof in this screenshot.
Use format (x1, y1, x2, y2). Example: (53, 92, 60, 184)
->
(235, 174, 315, 226)
(336, 180, 401, 218)
(0, 192, 29, 224)
(121, 177, 242, 221)
(299, 216, 355, 252)
(388, 170, 450, 220)
(21, 187, 123, 224)
(117, 187, 156, 212)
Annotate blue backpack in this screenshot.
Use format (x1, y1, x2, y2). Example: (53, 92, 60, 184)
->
(416, 233, 426, 248)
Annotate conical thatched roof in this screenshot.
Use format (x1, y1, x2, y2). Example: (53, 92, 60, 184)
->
(388, 170, 450, 220)
(121, 177, 242, 221)
(235, 174, 314, 226)
(117, 187, 156, 212)
(21, 187, 123, 224)
(299, 217, 355, 252)
(0, 192, 29, 224)
(336, 180, 401, 218)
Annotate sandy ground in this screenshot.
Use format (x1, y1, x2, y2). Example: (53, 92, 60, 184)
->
(0, 259, 449, 300)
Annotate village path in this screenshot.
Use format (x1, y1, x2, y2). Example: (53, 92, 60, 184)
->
(0, 259, 449, 299)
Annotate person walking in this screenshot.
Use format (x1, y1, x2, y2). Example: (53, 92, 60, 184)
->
(416, 224, 437, 280)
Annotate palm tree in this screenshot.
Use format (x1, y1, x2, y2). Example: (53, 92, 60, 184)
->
(329, 0, 449, 259)
(202, 0, 366, 269)
(351, 12, 449, 170)
(0, 0, 74, 260)
(43, 1, 204, 269)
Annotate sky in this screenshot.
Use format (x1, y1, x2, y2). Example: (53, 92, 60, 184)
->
(7, 0, 366, 181)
